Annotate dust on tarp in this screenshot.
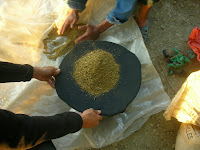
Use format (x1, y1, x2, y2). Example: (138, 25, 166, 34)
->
(43, 25, 85, 60)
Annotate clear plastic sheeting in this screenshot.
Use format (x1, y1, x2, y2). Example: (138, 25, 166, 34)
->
(0, 0, 170, 150)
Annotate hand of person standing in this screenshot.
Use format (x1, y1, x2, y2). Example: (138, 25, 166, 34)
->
(59, 9, 79, 35)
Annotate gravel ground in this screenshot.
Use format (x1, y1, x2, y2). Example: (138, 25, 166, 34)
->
(92, 0, 200, 150)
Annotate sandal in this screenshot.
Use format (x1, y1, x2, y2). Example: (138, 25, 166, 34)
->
(134, 16, 149, 42)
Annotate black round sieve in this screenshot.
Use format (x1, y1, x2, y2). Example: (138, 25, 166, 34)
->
(55, 40, 141, 116)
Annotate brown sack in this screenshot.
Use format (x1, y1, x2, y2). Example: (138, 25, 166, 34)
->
(176, 123, 200, 150)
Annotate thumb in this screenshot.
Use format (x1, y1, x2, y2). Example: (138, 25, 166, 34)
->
(75, 32, 89, 44)
(94, 110, 101, 114)
(53, 68, 61, 76)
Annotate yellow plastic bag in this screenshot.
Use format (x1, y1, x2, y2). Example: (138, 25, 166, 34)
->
(164, 70, 200, 126)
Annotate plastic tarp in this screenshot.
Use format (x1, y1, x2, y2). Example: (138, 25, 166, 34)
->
(0, 0, 170, 149)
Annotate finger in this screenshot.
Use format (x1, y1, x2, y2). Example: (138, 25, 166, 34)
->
(53, 68, 61, 76)
(47, 79, 55, 88)
(93, 110, 101, 114)
(78, 25, 88, 31)
(60, 21, 70, 35)
(70, 18, 78, 28)
(51, 78, 56, 88)
(75, 33, 90, 44)
(47, 76, 55, 88)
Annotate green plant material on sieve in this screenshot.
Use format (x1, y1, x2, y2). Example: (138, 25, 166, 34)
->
(73, 49, 120, 96)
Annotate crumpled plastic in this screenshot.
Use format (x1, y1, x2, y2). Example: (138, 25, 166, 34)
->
(0, 0, 170, 149)
(164, 70, 200, 127)
(188, 27, 200, 61)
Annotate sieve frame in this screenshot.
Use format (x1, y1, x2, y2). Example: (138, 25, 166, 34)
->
(55, 40, 141, 116)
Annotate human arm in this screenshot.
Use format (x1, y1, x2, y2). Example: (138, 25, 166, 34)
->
(67, 0, 136, 25)
(59, 0, 88, 35)
(0, 108, 102, 149)
(0, 61, 60, 88)
(75, 19, 114, 44)
(0, 61, 33, 83)
(59, 9, 79, 35)
(75, 0, 137, 43)
(0, 109, 82, 149)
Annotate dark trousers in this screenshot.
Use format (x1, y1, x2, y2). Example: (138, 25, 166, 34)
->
(28, 141, 56, 150)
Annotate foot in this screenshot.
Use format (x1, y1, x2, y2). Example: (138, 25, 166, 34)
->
(134, 16, 149, 42)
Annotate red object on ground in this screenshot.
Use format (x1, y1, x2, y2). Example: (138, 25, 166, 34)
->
(188, 27, 200, 61)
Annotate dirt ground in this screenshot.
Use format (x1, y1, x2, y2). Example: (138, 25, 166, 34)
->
(92, 0, 200, 150)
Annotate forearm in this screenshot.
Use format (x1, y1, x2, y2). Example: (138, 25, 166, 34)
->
(97, 19, 114, 33)
(0, 61, 33, 83)
(0, 109, 82, 149)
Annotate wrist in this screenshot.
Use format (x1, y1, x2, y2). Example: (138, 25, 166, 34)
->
(97, 19, 114, 33)
(70, 9, 79, 14)
(80, 114, 85, 128)
(32, 67, 40, 79)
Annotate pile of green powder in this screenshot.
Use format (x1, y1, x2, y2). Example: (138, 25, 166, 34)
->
(73, 49, 120, 96)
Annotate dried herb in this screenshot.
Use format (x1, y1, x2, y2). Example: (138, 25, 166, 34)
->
(73, 49, 120, 96)
(43, 25, 85, 60)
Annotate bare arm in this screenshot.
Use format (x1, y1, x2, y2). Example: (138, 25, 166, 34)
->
(75, 19, 114, 44)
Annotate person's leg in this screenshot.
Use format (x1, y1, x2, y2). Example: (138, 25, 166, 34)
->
(135, 4, 151, 28)
(134, 0, 159, 42)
